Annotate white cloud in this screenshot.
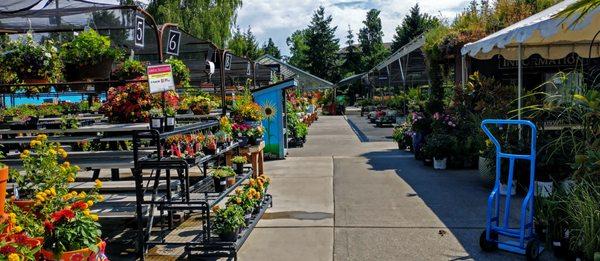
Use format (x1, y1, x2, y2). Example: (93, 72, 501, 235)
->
(236, 0, 469, 56)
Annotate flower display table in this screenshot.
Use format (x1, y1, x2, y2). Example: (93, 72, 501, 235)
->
(237, 141, 265, 177)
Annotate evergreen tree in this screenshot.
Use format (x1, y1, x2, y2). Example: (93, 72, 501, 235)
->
(262, 38, 282, 59)
(285, 29, 309, 68)
(341, 26, 361, 76)
(226, 27, 263, 60)
(358, 9, 389, 70)
(391, 4, 439, 52)
(147, 0, 242, 47)
(304, 6, 340, 82)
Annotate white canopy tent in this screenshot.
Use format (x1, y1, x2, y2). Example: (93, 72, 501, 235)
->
(460, 0, 600, 122)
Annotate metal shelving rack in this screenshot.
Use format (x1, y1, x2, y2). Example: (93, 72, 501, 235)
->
(132, 121, 272, 260)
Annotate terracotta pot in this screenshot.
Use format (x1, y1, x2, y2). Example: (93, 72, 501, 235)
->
(226, 176, 236, 186)
(41, 240, 107, 261)
(0, 166, 8, 215)
(13, 199, 36, 212)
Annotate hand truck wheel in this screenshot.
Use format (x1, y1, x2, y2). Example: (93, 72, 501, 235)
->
(526, 239, 541, 261)
(479, 230, 498, 252)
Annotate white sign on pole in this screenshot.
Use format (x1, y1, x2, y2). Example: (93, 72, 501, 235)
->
(147, 64, 175, 93)
(134, 15, 145, 48)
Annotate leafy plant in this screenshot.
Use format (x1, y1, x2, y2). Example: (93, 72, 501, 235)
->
(111, 59, 147, 80)
(165, 57, 191, 87)
(560, 179, 600, 259)
(212, 166, 235, 178)
(100, 82, 153, 123)
(212, 204, 245, 236)
(422, 133, 457, 159)
(61, 29, 122, 66)
(226, 187, 258, 213)
(232, 156, 247, 164)
(42, 205, 102, 255)
(60, 115, 79, 130)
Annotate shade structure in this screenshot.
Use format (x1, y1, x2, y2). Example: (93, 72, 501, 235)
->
(462, 0, 600, 60)
(256, 54, 333, 91)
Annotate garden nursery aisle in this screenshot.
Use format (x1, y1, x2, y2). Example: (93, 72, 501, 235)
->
(237, 115, 528, 261)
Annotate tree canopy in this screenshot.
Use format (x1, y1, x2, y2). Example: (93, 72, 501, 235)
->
(341, 26, 361, 77)
(391, 4, 439, 52)
(358, 9, 389, 71)
(262, 38, 281, 59)
(286, 29, 309, 67)
(227, 27, 263, 60)
(304, 6, 341, 82)
(147, 0, 243, 47)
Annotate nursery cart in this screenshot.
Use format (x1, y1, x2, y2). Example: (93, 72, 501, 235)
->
(479, 119, 542, 260)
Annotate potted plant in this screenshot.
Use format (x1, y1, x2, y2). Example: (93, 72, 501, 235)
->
(422, 133, 457, 170)
(211, 205, 245, 242)
(61, 29, 122, 81)
(232, 156, 247, 175)
(0, 217, 43, 260)
(0, 34, 62, 95)
(10, 135, 79, 211)
(111, 59, 147, 80)
(232, 123, 251, 147)
(184, 96, 216, 115)
(100, 82, 153, 123)
(203, 135, 218, 155)
(164, 107, 176, 132)
(247, 126, 264, 146)
(149, 108, 164, 133)
(211, 167, 234, 193)
(165, 57, 191, 87)
(227, 188, 259, 225)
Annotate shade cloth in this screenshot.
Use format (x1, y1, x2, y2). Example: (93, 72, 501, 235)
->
(462, 0, 600, 60)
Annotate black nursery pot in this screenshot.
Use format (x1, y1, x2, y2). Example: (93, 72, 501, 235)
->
(234, 163, 244, 174)
(218, 230, 239, 242)
(150, 117, 164, 133)
(238, 137, 249, 147)
(164, 116, 176, 132)
(213, 176, 227, 193)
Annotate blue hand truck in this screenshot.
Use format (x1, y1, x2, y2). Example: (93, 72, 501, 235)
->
(479, 119, 542, 260)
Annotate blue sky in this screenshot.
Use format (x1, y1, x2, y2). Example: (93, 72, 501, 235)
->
(236, 0, 469, 56)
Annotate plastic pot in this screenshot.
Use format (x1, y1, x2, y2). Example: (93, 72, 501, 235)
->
(218, 230, 239, 242)
(41, 240, 107, 261)
(234, 163, 244, 174)
(164, 116, 176, 132)
(150, 117, 164, 133)
(213, 177, 227, 193)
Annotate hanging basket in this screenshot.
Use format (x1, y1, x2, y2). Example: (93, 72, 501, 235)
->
(64, 57, 114, 81)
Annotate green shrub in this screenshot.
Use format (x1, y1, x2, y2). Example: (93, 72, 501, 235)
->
(61, 29, 122, 66)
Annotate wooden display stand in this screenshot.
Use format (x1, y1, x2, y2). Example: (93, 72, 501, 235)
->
(226, 141, 264, 178)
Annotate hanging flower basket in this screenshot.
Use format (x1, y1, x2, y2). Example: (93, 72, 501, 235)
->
(64, 57, 114, 81)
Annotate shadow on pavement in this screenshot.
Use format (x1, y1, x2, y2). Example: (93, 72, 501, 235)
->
(359, 149, 528, 261)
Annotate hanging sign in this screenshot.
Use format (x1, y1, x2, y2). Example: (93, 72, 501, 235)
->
(166, 30, 181, 56)
(134, 15, 145, 48)
(246, 62, 252, 76)
(224, 53, 232, 70)
(147, 64, 175, 93)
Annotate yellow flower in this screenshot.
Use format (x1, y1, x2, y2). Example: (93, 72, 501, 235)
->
(30, 140, 41, 147)
(78, 191, 87, 198)
(97, 195, 105, 202)
(49, 187, 56, 196)
(13, 225, 22, 233)
(90, 214, 99, 221)
(9, 213, 16, 224)
(62, 161, 70, 168)
(71, 191, 78, 196)
(95, 179, 103, 188)
(83, 209, 91, 216)
(48, 149, 57, 156)
(20, 150, 30, 159)
(235, 188, 243, 195)
(75, 166, 80, 171)
(36, 134, 47, 141)
(60, 150, 68, 159)
(235, 197, 242, 204)
(7, 253, 20, 261)
(87, 200, 94, 207)
(67, 176, 75, 183)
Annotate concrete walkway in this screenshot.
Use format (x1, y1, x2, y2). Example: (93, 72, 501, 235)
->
(239, 115, 524, 261)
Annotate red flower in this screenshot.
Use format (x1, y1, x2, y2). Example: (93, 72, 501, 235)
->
(44, 220, 55, 232)
(71, 201, 88, 210)
(11, 233, 41, 248)
(51, 209, 75, 223)
(0, 245, 16, 255)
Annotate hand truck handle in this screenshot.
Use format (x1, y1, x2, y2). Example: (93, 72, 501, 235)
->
(481, 119, 537, 157)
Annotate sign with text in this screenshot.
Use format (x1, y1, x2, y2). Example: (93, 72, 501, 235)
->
(224, 53, 232, 70)
(166, 30, 181, 56)
(147, 64, 175, 93)
(134, 15, 145, 48)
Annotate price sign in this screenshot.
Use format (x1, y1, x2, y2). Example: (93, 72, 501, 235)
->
(147, 64, 175, 93)
(166, 30, 181, 56)
(134, 15, 145, 48)
(224, 53, 232, 70)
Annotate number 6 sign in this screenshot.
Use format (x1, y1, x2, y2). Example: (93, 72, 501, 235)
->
(166, 30, 181, 56)
(134, 15, 145, 48)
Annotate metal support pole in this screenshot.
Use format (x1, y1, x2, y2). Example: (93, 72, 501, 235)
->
(518, 44, 523, 140)
(219, 50, 227, 116)
(461, 55, 467, 89)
